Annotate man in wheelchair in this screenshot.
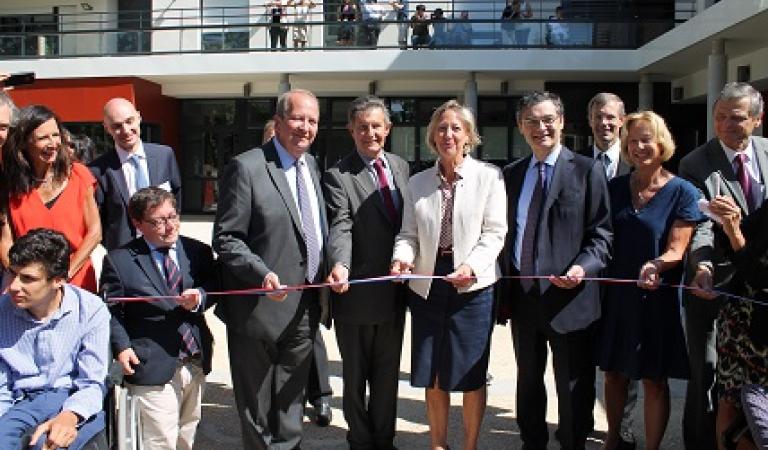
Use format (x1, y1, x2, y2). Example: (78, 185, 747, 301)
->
(0, 229, 110, 450)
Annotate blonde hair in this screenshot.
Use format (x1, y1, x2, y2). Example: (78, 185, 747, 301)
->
(425, 100, 482, 155)
(620, 110, 676, 165)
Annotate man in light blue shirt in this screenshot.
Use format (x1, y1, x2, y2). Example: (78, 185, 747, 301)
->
(0, 229, 110, 450)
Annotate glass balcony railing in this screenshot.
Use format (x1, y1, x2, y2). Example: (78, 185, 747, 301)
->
(0, 1, 697, 58)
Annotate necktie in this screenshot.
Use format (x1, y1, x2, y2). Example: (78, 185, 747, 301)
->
(296, 159, 320, 282)
(734, 153, 755, 212)
(129, 154, 149, 192)
(520, 161, 546, 291)
(598, 152, 611, 178)
(372, 158, 398, 223)
(158, 247, 199, 357)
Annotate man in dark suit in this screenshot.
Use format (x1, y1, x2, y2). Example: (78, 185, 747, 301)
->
(89, 97, 182, 251)
(100, 187, 217, 449)
(583, 92, 631, 180)
(679, 81, 768, 450)
(499, 91, 612, 450)
(582, 92, 636, 450)
(324, 96, 409, 450)
(213, 89, 328, 450)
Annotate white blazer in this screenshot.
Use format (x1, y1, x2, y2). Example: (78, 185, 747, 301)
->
(392, 155, 508, 299)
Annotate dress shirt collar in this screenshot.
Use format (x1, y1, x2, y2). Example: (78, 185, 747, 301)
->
(436, 157, 466, 182)
(273, 137, 307, 169)
(720, 138, 756, 166)
(12, 286, 71, 323)
(357, 150, 387, 168)
(144, 238, 177, 255)
(115, 140, 146, 164)
(593, 140, 621, 165)
(529, 144, 561, 169)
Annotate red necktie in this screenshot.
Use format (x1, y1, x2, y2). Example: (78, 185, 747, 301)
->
(373, 158, 398, 223)
(159, 247, 199, 357)
(734, 153, 755, 212)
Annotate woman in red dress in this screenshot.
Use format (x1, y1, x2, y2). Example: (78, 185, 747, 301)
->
(1, 105, 101, 292)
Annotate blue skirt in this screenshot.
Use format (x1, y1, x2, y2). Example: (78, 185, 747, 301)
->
(408, 255, 494, 392)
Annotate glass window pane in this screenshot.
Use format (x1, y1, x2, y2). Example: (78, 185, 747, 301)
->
(511, 127, 531, 160)
(478, 99, 510, 123)
(390, 99, 416, 124)
(331, 99, 352, 124)
(247, 100, 274, 128)
(419, 126, 436, 162)
(417, 99, 446, 123)
(480, 127, 508, 160)
(390, 126, 416, 162)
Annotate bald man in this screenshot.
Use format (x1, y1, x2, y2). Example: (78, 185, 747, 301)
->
(0, 91, 17, 150)
(88, 98, 182, 250)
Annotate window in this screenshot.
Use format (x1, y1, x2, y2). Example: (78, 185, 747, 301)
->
(202, 0, 249, 51)
(0, 10, 59, 57)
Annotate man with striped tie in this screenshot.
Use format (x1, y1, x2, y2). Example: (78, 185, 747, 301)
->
(100, 187, 218, 450)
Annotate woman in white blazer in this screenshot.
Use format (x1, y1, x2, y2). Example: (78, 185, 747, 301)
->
(391, 100, 507, 450)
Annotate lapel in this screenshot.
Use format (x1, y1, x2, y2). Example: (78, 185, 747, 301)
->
(506, 156, 530, 244)
(706, 140, 749, 212)
(176, 238, 192, 291)
(306, 154, 329, 238)
(144, 144, 162, 185)
(424, 164, 443, 248)
(130, 239, 176, 308)
(106, 150, 131, 206)
(350, 153, 383, 213)
(263, 142, 304, 239)
(542, 147, 572, 213)
(752, 137, 768, 201)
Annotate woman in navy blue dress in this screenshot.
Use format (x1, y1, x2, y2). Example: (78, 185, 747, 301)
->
(598, 111, 704, 450)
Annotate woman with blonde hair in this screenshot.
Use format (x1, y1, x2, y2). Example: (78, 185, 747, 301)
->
(391, 100, 507, 450)
(598, 111, 704, 450)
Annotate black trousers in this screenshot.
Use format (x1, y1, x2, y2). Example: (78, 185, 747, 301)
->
(306, 326, 333, 403)
(512, 301, 596, 450)
(228, 293, 319, 450)
(335, 316, 405, 450)
(269, 26, 287, 50)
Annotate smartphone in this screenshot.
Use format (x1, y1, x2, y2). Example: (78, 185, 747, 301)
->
(4, 72, 35, 87)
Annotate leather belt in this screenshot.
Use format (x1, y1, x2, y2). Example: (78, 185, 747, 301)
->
(437, 247, 453, 257)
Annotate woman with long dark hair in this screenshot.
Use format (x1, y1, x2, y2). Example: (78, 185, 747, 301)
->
(0, 105, 101, 292)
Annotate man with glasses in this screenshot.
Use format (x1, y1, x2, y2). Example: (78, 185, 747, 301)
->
(498, 91, 612, 450)
(89, 97, 182, 251)
(100, 187, 218, 450)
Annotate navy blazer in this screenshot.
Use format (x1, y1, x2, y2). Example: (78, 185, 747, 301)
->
(89, 143, 182, 251)
(498, 147, 613, 333)
(100, 236, 218, 386)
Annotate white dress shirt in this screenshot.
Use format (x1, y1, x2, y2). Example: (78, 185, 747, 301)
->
(721, 138, 766, 204)
(592, 140, 622, 180)
(116, 141, 150, 197)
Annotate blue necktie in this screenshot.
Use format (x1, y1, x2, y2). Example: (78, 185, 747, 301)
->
(520, 161, 546, 291)
(129, 154, 149, 192)
(296, 159, 320, 282)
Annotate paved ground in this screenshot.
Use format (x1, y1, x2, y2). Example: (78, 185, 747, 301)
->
(163, 218, 686, 449)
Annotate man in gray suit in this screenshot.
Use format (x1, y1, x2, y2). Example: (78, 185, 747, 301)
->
(213, 89, 328, 450)
(583, 92, 636, 450)
(324, 96, 410, 450)
(679, 81, 768, 450)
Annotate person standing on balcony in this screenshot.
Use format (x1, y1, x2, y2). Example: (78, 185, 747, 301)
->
(88, 97, 182, 252)
(360, 0, 401, 48)
(337, 0, 358, 46)
(410, 4, 431, 48)
(266, 0, 289, 50)
(289, 0, 316, 49)
(500, 0, 532, 46)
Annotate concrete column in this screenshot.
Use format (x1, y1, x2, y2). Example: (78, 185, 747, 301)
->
(278, 74, 291, 95)
(638, 74, 653, 111)
(464, 73, 478, 114)
(707, 39, 727, 139)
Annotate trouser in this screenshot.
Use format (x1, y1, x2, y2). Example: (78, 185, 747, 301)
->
(269, 26, 287, 50)
(306, 326, 333, 403)
(0, 388, 105, 450)
(335, 317, 405, 449)
(126, 358, 206, 450)
(683, 299, 719, 450)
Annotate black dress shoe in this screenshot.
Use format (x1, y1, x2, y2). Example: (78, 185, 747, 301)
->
(616, 437, 637, 450)
(313, 398, 332, 427)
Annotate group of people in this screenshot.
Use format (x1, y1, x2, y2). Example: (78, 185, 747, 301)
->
(0, 80, 766, 450)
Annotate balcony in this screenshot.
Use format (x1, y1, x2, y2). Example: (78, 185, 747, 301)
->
(0, 1, 696, 58)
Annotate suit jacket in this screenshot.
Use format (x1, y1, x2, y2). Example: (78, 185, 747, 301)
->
(212, 141, 329, 341)
(89, 142, 182, 251)
(324, 151, 410, 325)
(679, 136, 768, 287)
(100, 236, 218, 386)
(498, 146, 613, 333)
(391, 155, 508, 299)
(577, 145, 631, 179)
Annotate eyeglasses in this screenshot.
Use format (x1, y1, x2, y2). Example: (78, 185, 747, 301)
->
(142, 214, 179, 229)
(522, 116, 559, 128)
